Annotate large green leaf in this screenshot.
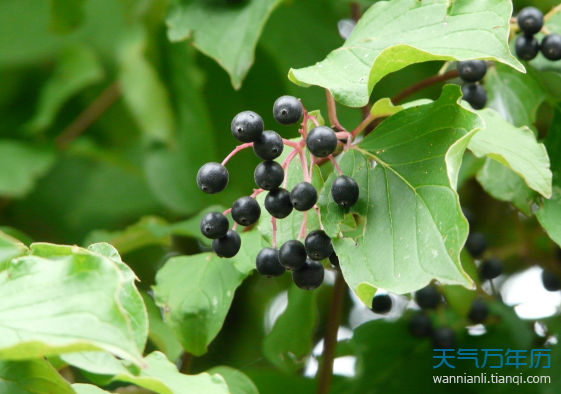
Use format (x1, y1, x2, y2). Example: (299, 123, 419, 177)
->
(0, 231, 27, 268)
(0, 243, 146, 365)
(289, 0, 522, 107)
(72, 384, 111, 394)
(27, 44, 104, 132)
(263, 284, 318, 373)
(50, 0, 85, 34)
(0, 359, 75, 394)
(320, 86, 481, 304)
(167, 0, 283, 88)
(153, 249, 255, 356)
(468, 108, 551, 198)
(0, 141, 55, 198)
(206, 366, 259, 394)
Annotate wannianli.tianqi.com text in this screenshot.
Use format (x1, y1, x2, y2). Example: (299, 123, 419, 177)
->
(433, 374, 551, 384)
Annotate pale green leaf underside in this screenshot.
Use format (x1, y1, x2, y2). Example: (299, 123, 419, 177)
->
(321, 86, 481, 304)
(0, 359, 75, 394)
(289, 0, 523, 107)
(72, 384, 111, 394)
(0, 243, 146, 366)
(468, 108, 552, 198)
(167, 0, 283, 89)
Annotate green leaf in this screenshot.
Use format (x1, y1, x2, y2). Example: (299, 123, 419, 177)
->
(263, 284, 318, 373)
(0, 141, 55, 198)
(369, 98, 433, 119)
(321, 86, 481, 303)
(167, 0, 283, 88)
(141, 292, 184, 364)
(72, 384, 111, 394)
(50, 0, 85, 34)
(440, 250, 479, 318)
(63, 351, 230, 394)
(0, 230, 27, 269)
(289, 0, 522, 108)
(0, 243, 146, 365)
(117, 25, 175, 144)
(468, 108, 552, 199)
(27, 44, 104, 132)
(0, 358, 75, 394)
(84, 216, 172, 256)
(485, 64, 546, 128)
(207, 366, 259, 394)
(153, 252, 248, 356)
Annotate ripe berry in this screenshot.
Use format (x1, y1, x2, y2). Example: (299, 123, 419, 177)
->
(306, 126, 338, 157)
(329, 252, 340, 268)
(432, 327, 456, 349)
(212, 230, 241, 258)
(292, 258, 325, 290)
(409, 313, 433, 338)
(415, 285, 442, 310)
(197, 162, 229, 194)
(515, 34, 540, 61)
(256, 247, 285, 277)
(479, 258, 502, 280)
(279, 240, 307, 271)
(305, 230, 334, 261)
(465, 232, 487, 258)
(290, 182, 317, 211)
(542, 269, 561, 292)
(231, 111, 264, 142)
(264, 188, 293, 218)
(517, 7, 544, 36)
(468, 299, 489, 324)
(457, 60, 487, 83)
(200, 212, 229, 239)
(231, 196, 261, 226)
(253, 130, 284, 160)
(541, 34, 561, 60)
(371, 294, 392, 314)
(461, 83, 487, 110)
(273, 95, 303, 125)
(254, 161, 284, 190)
(331, 175, 359, 207)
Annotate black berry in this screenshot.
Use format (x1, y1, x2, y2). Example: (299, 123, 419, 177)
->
(465, 231, 487, 257)
(306, 126, 338, 157)
(461, 83, 487, 110)
(292, 258, 325, 290)
(290, 182, 317, 211)
(541, 34, 561, 60)
(200, 212, 229, 239)
(329, 252, 340, 268)
(432, 327, 456, 349)
(273, 95, 303, 125)
(279, 240, 307, 271)
(305, 230, 334, 261)
(253, 130, 284, 160)
(256, 247, 285, 277)
(515, 34, 540, 61)
(212, 230, 241, 258)
(331, 175, 359, 207)
(254, 161, 284, 190)
(231, 196, 261, 226)
(197, 162, 229, 194)
(231, 111, 264, 142)
(542, 269, 561, 292)
(371, 294, 392, 314)
(409, 313, 433, 338)
(468, 299, 489, 324)
(457, 60, 487, 83)
(415, 285, 442, 310)
(517, 7, 544, 36)
(479, 258, 502, 280)
(264, 188, 293, 218)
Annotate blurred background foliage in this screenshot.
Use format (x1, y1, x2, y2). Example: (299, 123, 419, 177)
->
(2, 0, 561, 393)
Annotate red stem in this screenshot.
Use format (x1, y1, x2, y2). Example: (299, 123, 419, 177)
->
(250, 189, 264, 198)
(223, 208, 232, 216)
(272, 217, 277, 248)
(298, 210, 308, 240)
(299, 150, 310, 183)
(328, 155, 342, 175)
(325, 89, 346, 132)
(282, 139, 300, 148)
(222, 143, 253, 166)
(314, 205, 324, 231)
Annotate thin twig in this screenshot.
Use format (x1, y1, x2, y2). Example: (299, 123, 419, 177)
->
(223, 208, 232, 216)
(282, 139, 300, 148)
(316, 272, 346, 394)
(55, 82, 122, 150)
(391, 69, 459, 104)
(325, 89, 347, 132)
(271, 217, 277, 248)
(222, 143, 253, 166)
(328, 155, 342, 175)
(299, 150, 310, 183)
(298, 210, 308, 240)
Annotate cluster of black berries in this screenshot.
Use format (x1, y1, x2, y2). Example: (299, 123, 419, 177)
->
(408, 284, 491, 349)
(515, 7, 561, 61)
(197, 95, 360, 290)
(458, 60, 487, 110)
